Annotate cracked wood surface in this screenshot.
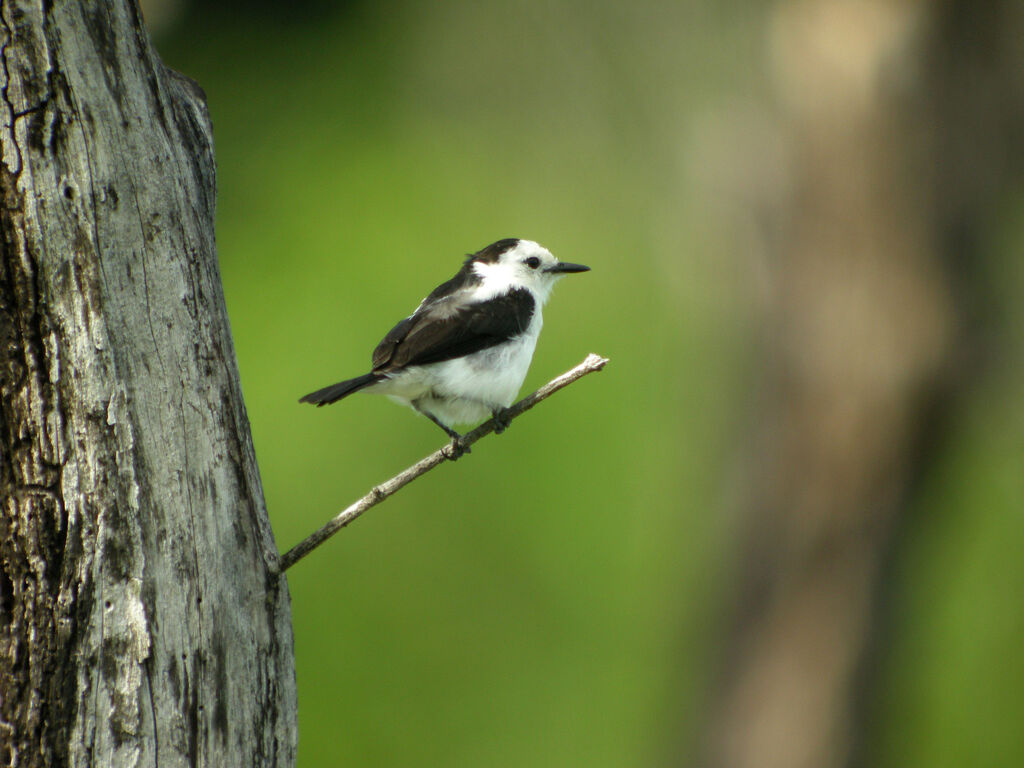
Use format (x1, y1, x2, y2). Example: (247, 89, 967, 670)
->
(0, 2, 296, 766)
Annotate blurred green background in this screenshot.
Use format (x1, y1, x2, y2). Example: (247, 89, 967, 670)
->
(154, 2, 1024, 766)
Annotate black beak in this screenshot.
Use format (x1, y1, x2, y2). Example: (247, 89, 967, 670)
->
(545, 262, 590, 274)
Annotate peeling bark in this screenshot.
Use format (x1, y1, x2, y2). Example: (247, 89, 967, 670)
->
(0, 2, 296, 766)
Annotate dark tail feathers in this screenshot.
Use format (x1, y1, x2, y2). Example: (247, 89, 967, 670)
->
(299, 373, 380, 406)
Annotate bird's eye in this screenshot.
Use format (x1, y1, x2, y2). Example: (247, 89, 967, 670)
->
(525, 257, 541, 269)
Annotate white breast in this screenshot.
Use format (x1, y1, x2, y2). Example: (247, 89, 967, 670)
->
(371, 307, 543, 426)
(433, 316, 541, 405)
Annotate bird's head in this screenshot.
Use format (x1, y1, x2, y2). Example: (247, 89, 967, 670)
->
(470, 239, 589, 304)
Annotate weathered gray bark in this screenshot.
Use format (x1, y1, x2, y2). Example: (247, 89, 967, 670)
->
(696, 2, 1023, 768)
(1, 2, 296, 767)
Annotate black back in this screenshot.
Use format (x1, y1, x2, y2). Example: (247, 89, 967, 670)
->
(372, 287, 535, 372)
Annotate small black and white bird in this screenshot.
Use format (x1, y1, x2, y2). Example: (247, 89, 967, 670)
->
(299, 238, 589, 454)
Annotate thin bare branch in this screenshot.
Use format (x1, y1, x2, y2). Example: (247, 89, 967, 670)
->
(278, 353, 609, 572)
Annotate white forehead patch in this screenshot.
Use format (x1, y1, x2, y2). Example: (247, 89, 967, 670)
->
(500, 240, 552, 264)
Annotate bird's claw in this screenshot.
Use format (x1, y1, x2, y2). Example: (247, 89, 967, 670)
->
(445, 437, 471, 461)
(492, 408, 511, 435)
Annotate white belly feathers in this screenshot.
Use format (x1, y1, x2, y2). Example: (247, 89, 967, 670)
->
(368, 312, 542, 426)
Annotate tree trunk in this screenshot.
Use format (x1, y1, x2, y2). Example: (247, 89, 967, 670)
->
(1, 2, 296, 766)
(696, 2, 1022, 767)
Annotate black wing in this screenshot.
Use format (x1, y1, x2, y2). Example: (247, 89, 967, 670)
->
(371, 288, 535, 372)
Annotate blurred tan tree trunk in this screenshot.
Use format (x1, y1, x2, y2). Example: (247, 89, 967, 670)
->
(697, 2, 1023, 768)
(1, 1, 296, 766)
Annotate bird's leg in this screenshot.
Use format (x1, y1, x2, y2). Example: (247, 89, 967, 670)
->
(491, 407, 512, 434)
(417, 406, 471, 460)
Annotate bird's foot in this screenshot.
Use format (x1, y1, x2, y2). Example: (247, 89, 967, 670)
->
(491, 408, 512, 435)
(444, 435, 471, 461)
